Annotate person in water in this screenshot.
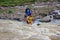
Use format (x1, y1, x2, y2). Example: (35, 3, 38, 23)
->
(25, 8, 31, 16)
(25, 8, 33, 24)
(26, 14, 33, 24)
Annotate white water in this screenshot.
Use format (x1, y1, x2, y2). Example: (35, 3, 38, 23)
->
(0, 19, 60, 40)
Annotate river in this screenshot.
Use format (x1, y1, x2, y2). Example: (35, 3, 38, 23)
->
(0, 19, 60, 40)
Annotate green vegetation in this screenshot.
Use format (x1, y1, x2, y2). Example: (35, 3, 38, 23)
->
(42, 0, 48, 2)
(8, 9, 13, 14)
(0, 0, 35, 6)
(35, 0, 48, 2)
(0, 0, 59, 6)
(58, 0, 60, 2)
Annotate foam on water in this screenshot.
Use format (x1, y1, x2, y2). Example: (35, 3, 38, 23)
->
(0, 19, 60, 40)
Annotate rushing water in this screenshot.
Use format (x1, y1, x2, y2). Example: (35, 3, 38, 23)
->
(0, 19, 60, 40)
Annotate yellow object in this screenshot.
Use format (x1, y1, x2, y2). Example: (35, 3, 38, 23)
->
(26, 16, 33, 24)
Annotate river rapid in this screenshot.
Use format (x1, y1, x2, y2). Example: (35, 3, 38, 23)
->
(0, 19, 60, 40)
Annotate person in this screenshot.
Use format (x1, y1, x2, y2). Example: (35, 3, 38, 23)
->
(25, 8, 31, 16)
(24, 8, 31, 22)
(25, 8, 33, 24)
(26, 14, 33, 24)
